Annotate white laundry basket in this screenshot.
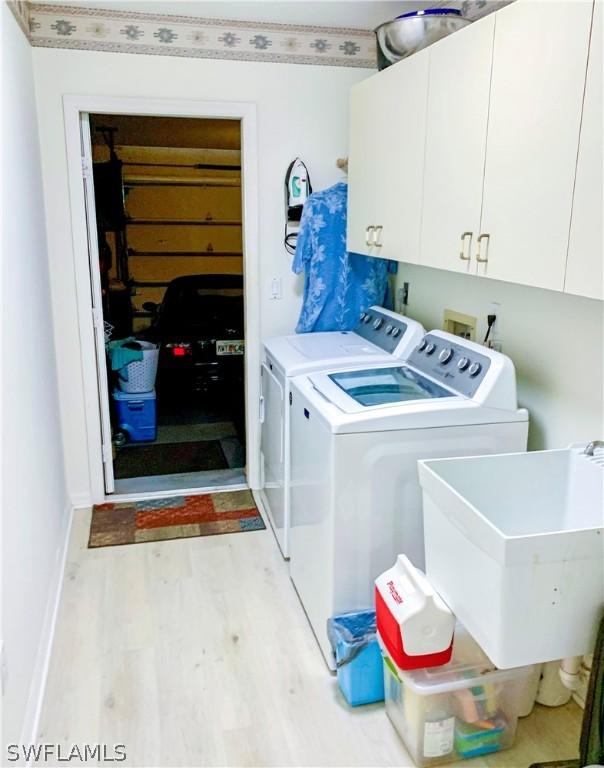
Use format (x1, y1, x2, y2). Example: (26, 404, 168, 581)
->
(118, 341, 159, 393)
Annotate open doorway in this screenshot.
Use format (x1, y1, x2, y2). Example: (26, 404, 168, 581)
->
(87, 113, 246, 495)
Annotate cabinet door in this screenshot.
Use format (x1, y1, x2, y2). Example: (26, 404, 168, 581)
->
(347, 74, 384, 256)
(420, 15, 495, 273)
(565, 1, 602, 300)
(347, 51, 429, 263)
(478, 0, 593, 290)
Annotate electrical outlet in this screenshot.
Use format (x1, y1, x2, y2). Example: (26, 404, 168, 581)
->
(443, 309, 476, 341)
(396, 288, 404, 309)
(396, 283, 410, 313)
(488, 302, 502, 339)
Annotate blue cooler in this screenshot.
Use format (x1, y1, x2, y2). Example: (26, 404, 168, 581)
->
(113, 389, 157, 442)
(327, 611, 385, 707)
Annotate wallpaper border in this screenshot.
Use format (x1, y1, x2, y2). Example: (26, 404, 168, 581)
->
(12, 1, 512, 69)
(27, 2, 377, 68)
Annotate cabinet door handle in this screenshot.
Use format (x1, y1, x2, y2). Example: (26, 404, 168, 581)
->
(373, 225, 383, 248)
(476, 233, 490, 263)
(459, 231, 472, 261)
(365, 225, 375, 247)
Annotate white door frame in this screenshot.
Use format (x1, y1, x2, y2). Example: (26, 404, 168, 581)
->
(63, 95, 261, 504)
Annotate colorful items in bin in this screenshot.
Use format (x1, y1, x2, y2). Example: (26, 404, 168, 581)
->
(453, 678, 499, 721)
(113, 388, 157, 443)
(327, 611, 384, 707)
(375, 554, 455, 670)
(454, 715, 507, 759)
(452, 678, 506, 757)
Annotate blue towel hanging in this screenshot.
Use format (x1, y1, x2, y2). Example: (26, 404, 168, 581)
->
(292, 182, 396, 333)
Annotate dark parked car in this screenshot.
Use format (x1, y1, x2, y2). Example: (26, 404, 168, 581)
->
(143, 275, 245, 410)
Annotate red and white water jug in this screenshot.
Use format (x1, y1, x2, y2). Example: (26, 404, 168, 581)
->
(375, 554, 455, 670)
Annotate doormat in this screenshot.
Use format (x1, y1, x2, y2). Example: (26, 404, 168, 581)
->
(89, 490, 265, 548)
(114, 440, 227, 479)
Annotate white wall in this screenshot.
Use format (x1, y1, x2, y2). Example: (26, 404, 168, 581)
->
(32, 47, 370, 506)
(1, 6, 71, 748)
(395, 264, 604, 450)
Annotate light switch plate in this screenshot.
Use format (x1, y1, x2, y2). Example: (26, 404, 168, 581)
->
(270, 277, 282, 300)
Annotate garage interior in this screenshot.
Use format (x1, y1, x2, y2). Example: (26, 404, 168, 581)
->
(91, 113, 246, 495)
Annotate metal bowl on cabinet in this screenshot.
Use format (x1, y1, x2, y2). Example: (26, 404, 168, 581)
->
(375, 9, 470, 69)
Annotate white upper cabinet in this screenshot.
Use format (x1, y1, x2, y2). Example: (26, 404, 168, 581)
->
(565, 1, 603, 301)
(347, 49, 429, 262)
(478, 1, 594, 290)
(420, 15, 495, 274)
(347, 0, 600, 300)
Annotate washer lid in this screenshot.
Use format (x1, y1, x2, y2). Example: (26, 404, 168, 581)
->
(311, 365, 459, 415)
(289, 333, 381, 359)
(264, 332, 387, 376)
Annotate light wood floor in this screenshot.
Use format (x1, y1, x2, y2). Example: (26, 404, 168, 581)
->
(38, 506, 582, 767)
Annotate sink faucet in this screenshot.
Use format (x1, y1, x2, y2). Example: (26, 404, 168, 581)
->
(583, 440, 604, 456)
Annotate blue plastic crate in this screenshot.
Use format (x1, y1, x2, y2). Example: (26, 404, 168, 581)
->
(113, 388, 157, 443)
(328, 611, 385, 707)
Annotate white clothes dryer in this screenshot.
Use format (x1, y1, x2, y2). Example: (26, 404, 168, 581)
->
(258, 307, 424, 557)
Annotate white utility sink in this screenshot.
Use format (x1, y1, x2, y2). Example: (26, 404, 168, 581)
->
(418, 444, 604, 669)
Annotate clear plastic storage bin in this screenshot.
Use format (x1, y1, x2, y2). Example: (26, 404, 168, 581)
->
(380, 634, 534, 766)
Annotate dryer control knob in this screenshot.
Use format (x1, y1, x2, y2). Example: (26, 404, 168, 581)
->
(373, 318, 383, 330)
(385, 324, 393, 335)
(391, 327, 401, 338)
(469, 362, 482, 377)
(439, 348, 453, 364)
(457, 357, 470, 371)
(418, 339, 427, 352)
(425, 342, 436, 355)
(363, 314, 372, 324)
(360, 312, 366, 321)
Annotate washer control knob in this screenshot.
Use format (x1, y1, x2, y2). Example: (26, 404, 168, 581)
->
(373, 318, 383, 330)
(468, 362, 482, 377)
(363, 314, 372, 324)
(439, 348, 453, 365)
(385, 324, 393, 335)
(425, 342, 436, 355)
(418, 339, 427, 352)
(360, 312, 366, 321)
(391, 327, 401, 338)
(457, 356, 470, 371)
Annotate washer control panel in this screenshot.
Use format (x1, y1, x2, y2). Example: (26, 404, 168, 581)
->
(408, 333, 491, 398)
(354, 309, 409, 354)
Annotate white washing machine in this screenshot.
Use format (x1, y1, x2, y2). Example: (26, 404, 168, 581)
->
(288, 330, 529, 669)
(258, 307, 424, 558)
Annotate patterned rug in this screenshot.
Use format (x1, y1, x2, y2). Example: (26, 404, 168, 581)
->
(89, 490, 264, 548)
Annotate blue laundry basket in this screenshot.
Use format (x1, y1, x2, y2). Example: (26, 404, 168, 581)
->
(327, 611, 385, 707)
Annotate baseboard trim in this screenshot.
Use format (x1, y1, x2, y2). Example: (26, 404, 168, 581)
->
(19, 502, 74, 751)
(70, 492, 92, 510)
